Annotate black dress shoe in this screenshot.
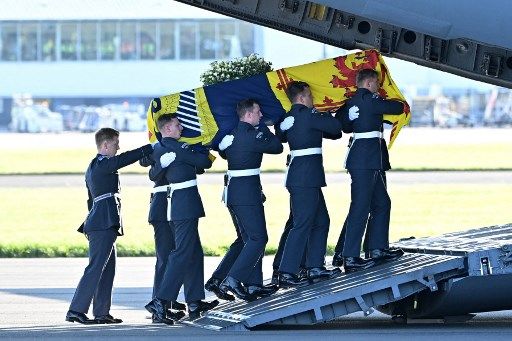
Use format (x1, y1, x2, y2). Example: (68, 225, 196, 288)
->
(246, 284, 278, 298)
(170, 300, 186, 311)
(369, 248, 404, 262)
(307, 267, 342, 283)
(145, 298, 174, 325)
(188, 299, 219, 319)
(332, 252, 344, 267)
(166, 309, 186, 321)
(94, 314, 123, 324)
(297, 267, 308, 280)
(343, 257, 376, 273)
(205, 277, 236, 301)
(65, 310, 97, 324)
(278, 272, 309, 289)
(219, 276, 256, 302)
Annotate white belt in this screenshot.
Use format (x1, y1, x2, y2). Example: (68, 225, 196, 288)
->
(353, 131, 382, 139)
(151, 185, 168, 194)
(284, 147, 322, 185)
(93, 192, 119, 204)
(166, 179, 198, 221)
(344, 131, 383, 168)
(221, 168, 261, 206)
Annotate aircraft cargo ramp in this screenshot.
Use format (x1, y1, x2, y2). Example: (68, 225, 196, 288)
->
(182, 223, 512, 331)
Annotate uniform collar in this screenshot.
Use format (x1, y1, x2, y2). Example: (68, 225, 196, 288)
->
(291, 103, 309, 110)
(356, 88, 373, 95)
(238, 121, 255, 130)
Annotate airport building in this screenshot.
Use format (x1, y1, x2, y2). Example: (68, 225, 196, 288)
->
(0, 0, 343, 127)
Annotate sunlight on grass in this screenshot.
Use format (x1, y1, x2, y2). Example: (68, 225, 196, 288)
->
(1, 183, 511, 256)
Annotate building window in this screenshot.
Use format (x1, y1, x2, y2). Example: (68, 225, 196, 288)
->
(159, 21, 175, 60)
(41, 23, 56, 61)
(218, 21, 236, 59)
(199, 21, 216, 59)
(100, 21, 118, 60)
(140, 22, 156, 60)
(21, 23, 38, 61)
(120, 21, 136, 60)
(1, 24, 18, 61)
(179, 22, 196, 59)
(61, 23, 78, 60)
(239, 22, 255, 56)
(81, 22, 97, 60)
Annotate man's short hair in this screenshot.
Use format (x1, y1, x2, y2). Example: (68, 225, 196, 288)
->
(95, 127, 119, 148)
(356, 68, 378, 87)
(236, 98, 258, 118)
(156, 114, 176, 130)
(285, 81, 310, 102)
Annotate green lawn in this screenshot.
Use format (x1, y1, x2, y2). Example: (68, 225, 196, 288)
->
(1, 183, 511, 257)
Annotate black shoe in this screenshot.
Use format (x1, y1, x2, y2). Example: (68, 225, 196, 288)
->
(65, 310, 97, 324)
(170, 300, 186, 311)
(145, 298, 174, 325)
(246, 284, 278, 298)
(307, 267, 342, 283)
(332, 252, 344, 267)
(297, 267, 308, 280)
(94, 314, 123, 324)
(188, 300, 219, 319)
(219, 276, 256, 302)
(166, 309, 185, 321)
(278, 272, 309, 289)
(205, 277, 236, 301)
(271, 270, 279, 285)
(369, 248, 404, 262)
(343, 257, 377, 273)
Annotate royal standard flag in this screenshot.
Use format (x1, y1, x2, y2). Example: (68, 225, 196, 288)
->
(147, 49, 410, 149)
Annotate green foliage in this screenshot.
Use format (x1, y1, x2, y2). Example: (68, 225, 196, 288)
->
(200, 53, 273, 86)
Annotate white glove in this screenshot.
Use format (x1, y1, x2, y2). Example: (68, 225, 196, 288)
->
(160, 152, 176, 168)
(348, 105, 360, 121)
(280, 116, 295, 131)
(219, 134, 234, 151)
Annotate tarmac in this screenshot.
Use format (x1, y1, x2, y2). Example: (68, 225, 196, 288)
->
(1, 257, 512, 340)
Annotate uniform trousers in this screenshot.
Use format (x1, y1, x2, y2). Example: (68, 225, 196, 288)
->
(226, 204, 267, 284)
(279, 187, 330, 274)
(342, 169, 391, 257)
(151, 221, 175, 298)
(157, 218, 204, 303)
(272, 204, 306, 270)
(69, 228, 117, 317)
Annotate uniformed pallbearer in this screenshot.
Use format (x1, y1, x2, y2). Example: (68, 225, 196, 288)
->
(216, 99, 283, 301)
(276, 81, 343, 288)
(66, 128, 153, 324)
(144, 114, 218, 324)
(139, 150, 186, 322)
(336, 68, 405, 272)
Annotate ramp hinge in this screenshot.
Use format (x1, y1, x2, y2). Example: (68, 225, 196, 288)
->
(334, 11, 354, 29)
(391, 284, 401, 299)
(480, 53, 503, 78)
(375, 28, 397, 54)
(424, 35, 447, 63)
(417, 275, 438, 291)
(313, 307, 324, 322)
(355, 296, 374, 316)
(279, 0, 299, 13)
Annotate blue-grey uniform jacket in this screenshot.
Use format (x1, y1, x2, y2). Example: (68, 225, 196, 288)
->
(151, 137, 213, 221)
(82, 144, 153, 235)
(276, 103, 342, 188)
(220, 122, 283, 205)
(336, 88, 404, 170)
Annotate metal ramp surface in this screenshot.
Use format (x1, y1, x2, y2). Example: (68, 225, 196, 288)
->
(182, 253, 466, 331)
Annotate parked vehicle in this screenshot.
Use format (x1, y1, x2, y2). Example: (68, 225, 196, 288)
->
(10, 104, 64, 133)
